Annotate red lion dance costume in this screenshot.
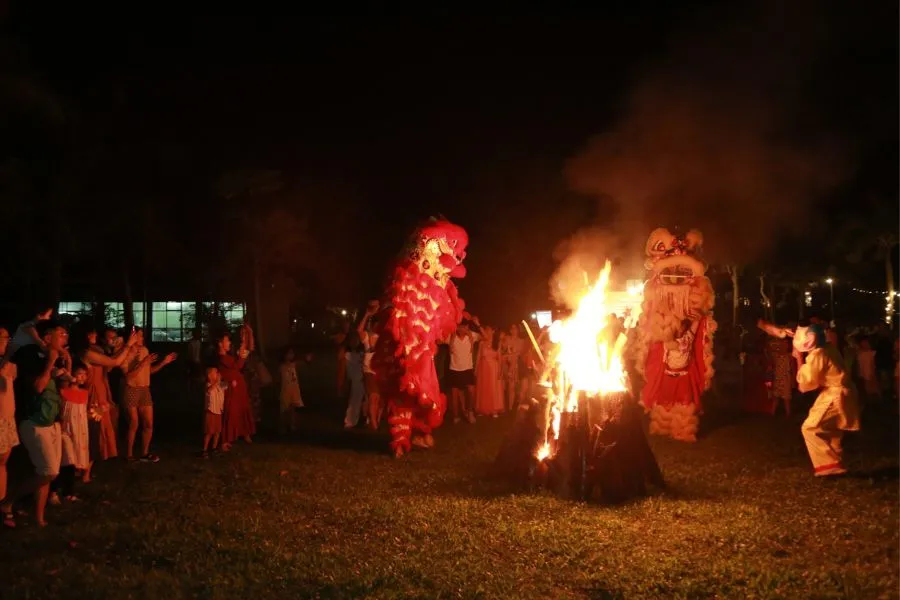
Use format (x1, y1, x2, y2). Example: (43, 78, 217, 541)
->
(372, 218, 468, 457)
(632, 228, 716, 442)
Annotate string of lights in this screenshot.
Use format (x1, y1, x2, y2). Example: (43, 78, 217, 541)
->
(851, 287, 900, 296)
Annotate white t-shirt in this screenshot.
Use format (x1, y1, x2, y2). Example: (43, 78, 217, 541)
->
(449, 333, 479, 372)
(206, 382, 226, 414)
(279, 362, 303, 408)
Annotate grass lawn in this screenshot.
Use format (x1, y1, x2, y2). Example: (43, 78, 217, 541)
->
(1, 399, 897, 599)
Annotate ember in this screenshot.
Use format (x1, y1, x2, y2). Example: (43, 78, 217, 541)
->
(496, 261, 664, 502)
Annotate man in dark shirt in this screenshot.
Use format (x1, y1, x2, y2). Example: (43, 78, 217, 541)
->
(2, 320, 69, 527)
(12, 344, 52, 424)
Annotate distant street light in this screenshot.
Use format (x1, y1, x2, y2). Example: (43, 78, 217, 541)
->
(825, 278, 834, 323)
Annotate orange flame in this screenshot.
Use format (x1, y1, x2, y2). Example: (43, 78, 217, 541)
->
(536, 260, 633, 460)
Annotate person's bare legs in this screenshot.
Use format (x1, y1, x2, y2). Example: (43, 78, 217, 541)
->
(465, 384, 476, 422)
(368, 393, 381, 430)
(81, 461, 92, 483)
(519, 377, 531, 406)
(1, 473, 53, 527)
(0, 450, 8, 502)
(451, 388, 463, 421)
(33, 480, 51, 526)
(126, 407, 139, 458)
(138, 405, 154, 457)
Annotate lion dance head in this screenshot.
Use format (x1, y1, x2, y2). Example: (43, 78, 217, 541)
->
(410, 219, 469, 285)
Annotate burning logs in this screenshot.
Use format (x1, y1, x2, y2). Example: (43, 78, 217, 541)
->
(495, 390, 664, 503)
(583, 391, 665, 502)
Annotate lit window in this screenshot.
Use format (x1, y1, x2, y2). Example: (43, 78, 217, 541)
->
(224, 303, 245, 328)
(58, 302, 92, 316)
(198, 302, 245, 336)
(103, 303, 148, 329)
(104, 302, 125, 328)
(150, 301, 195, 342)
(741, 297, 750, 307)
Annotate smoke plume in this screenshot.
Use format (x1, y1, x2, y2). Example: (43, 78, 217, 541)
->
(563, 1, 854, 267)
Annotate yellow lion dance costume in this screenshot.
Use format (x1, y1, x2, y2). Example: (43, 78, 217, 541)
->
(632, 228, 716, 442)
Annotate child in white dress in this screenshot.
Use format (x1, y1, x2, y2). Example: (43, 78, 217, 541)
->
(279, 348, 304, 434)
(202, 367, 227, 457)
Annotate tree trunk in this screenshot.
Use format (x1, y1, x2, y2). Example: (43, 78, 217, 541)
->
(142, 252, 149, 334)
(48, 258, 62, 307)
(727, 265, 740, 327)
(194, 300, 202, 336)
(758, 275, 773, 322)
(23, 251, 33, 312)
(252, 254, 266, 361)
(768, 280, 776, 322)
(123, 258, 134, 329)
(887, 253, 896, 331)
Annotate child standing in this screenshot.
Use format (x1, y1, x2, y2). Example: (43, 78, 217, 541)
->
(59, 364, 91, 484)
(279, 348, 304, 434)
(202, 367, 226, 457)
(359, 301, 382, 430)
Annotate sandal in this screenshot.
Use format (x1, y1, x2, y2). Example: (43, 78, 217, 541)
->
(139, 454, 160, 463)
(64, 495, 80, 502)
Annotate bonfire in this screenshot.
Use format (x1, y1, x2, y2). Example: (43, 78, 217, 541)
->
(495, 261, 663, 502)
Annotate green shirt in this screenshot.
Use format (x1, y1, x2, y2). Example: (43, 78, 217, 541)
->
(27, 378, 62, 427)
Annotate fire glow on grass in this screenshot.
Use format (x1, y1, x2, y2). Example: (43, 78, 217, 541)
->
(536, 260, 640, 460)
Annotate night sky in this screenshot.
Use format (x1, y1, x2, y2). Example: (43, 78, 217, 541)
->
(3, 4, 897, 324)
